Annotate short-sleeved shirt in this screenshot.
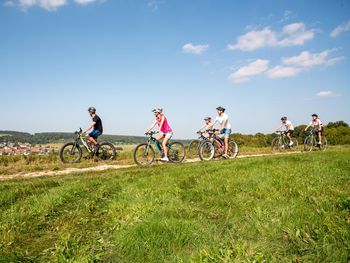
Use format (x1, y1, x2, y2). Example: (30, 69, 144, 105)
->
(284, 120, 294, 131)
(309, 119, 322, 129)
(215, 113, 231, 129)
(93, 115, 103, 133)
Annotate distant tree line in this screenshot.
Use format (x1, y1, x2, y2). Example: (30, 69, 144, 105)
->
(1, 120, 349, 147)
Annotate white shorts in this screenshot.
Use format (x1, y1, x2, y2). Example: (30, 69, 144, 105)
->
(162, 132, 173, 139)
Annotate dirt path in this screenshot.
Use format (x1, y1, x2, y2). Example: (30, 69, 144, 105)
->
(0, 151, 299, 181)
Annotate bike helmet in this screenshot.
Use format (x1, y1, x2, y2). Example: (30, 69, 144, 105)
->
(88, 107, 96, 113)
(281, 116, 287, 121)
(152, 107, 163, 113)
(204, 117, 212, 121)
(216, 106, 225, 112)
(312, 113, 318, 117)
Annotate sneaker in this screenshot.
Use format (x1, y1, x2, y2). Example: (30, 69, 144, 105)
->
(94, 144, 100, 154)
(222, 154, 229, 159)
(160, 157, 169, 162)
(289, 141, 294, 147)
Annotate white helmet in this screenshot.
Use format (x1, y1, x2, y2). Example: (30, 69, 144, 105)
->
(152, 107, 163, 113)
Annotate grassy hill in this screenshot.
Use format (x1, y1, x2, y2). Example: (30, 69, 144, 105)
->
(0, 149, 349, 261)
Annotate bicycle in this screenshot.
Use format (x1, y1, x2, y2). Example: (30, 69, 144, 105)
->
(303, 129, 328, 152)
(188, 131, 209, 158)
(59, 128, 116, 163)
(133, 131, 185, 166)
(271, 131, 299, 151)
(198, 129, 239, 161)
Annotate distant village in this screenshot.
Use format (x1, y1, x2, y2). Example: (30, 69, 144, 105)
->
(0, 142, 53, 156)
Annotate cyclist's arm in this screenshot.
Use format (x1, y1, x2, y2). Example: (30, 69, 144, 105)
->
(207, 120, 217, 130)
(197, 124, 207, 133)
(83, 122, 96, 134)
(220, 117, 228, 131)
(275, 124, 283, 132)
(145, 120, 157, 134)
(304, 123, 311, 131)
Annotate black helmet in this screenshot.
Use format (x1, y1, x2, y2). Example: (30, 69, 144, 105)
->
(312, 113, 318, 117)
(204, 116, 212, 121)
(281, 116, 287, 121)
(216, 106, 225, 112)
(88, 107, 96, 113)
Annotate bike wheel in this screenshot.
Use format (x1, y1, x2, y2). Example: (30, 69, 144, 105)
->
(168, 141, 185, 163)
(133, 143, 155, 166)
(97, 142, 116, 161)
(199, 140, 215, 161)
(227, 140, 239, 159)
(320, 137, 328, 151)
(212, 139, 224, 157)
(289, 138, 299, 151)
(188, 140, 200, 158)
(59, 142, 82, 163)
(303, 136, 314, 152)
(271, 137, 281, 151)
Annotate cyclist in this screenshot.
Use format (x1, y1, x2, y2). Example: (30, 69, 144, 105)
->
(209, 106, 232, 158)
(197, 117, 213, 138)
(304, 114, 323, 146)
(145, 107, 173, 162)
(83, 107, 103, 153)
(275, 116, 294, 146)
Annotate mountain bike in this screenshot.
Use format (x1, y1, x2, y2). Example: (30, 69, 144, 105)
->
(59, 128, 116, 163)
(133, 131, 185, 166)
(198, 129, 239, 161)
(188, 131, 209, 158)
(303, 129, 328, 152)
(271, 131, 299, 151)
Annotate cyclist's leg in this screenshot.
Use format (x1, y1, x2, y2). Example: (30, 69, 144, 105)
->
(221, 129, 231, 156)
(318, 130, 322, 144)
(162, 132, 173, 158)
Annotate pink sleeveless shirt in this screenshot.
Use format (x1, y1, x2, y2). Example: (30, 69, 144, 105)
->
(157, 115, 172, 133)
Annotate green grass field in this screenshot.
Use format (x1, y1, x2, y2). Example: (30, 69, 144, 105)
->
(0, 149, 349, 262)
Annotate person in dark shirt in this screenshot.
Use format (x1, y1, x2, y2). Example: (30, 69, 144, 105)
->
(83, 107, 103, 152)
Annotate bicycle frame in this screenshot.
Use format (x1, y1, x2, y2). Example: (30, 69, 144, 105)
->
(72, 129, 93, 154)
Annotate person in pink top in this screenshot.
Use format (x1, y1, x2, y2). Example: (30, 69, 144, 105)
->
(145, 107, 173, 162)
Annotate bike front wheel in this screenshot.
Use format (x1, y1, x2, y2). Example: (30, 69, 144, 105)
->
(227, 140, 239, 159)
(199, 140, 215, 161)
(303, 136, 314, 152)
(271, 137, 282, 151)
(320, 137, 328, 151)
(133, 143, 155, 166)
(289, 138, 299, 151)
(97, 142, 116, 161)
(59, 142, 82, 163)
(188, 140, 200, 158)
(168, 141, 185, 163)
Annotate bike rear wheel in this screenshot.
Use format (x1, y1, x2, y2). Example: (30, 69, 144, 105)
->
(303, 136, 314, 152)
(168, 141, 185, 163)
(227, 140, 239, 158)
(289, 137, 299, 151)
(97, 142, 116, 161)
(199, 140, 215, 161)
(321, 137, 328, 151)
(59, 142, 82, 163)
(133, 143, 155, 166)
(188, 140, 200, 158)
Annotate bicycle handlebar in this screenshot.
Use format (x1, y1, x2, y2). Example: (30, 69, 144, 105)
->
(145, 131, 159, 136)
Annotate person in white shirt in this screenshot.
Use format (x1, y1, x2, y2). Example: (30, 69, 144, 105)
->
(209, 106, 232, 158)
(304, 114, 324, 146)
(197, 117, 213, 138)
(276, 116, 294, 146)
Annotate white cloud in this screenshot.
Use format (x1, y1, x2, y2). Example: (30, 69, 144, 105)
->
(282, 50, 345, 68)
(227, 22, 315, 51)
(147, 1, 163, 11)
(182, 43, 209, 55)
(316, 91, 339, 97)
(330, 20, 350, 38)
(9, 0, 100, 11)
(228, 59, 269, 83)
(266, 66, 301, 79)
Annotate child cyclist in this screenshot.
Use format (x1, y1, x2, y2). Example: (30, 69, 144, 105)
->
(275, 116, 294, 146)
(145, 107, 173, 162)
(197, 117, 213, 138)
(209, 106, 232, 158)
(304, 114, 324, 146)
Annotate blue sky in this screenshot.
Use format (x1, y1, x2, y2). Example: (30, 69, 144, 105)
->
(1, 0, 349, 138)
